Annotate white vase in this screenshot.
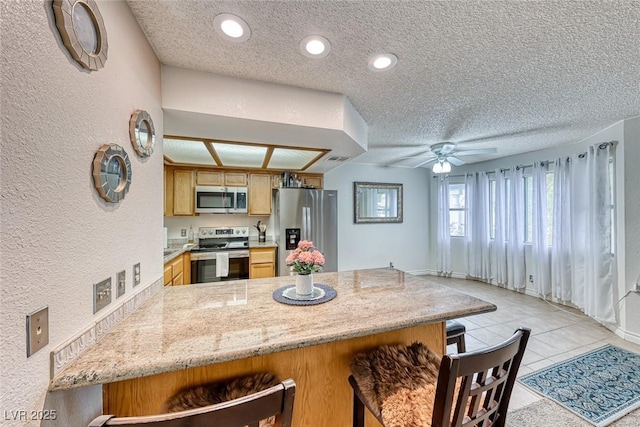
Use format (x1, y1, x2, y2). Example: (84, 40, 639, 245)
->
(295, 273, 314, 296)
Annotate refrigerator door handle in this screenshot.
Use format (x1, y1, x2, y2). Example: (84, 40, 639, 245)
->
(306, 206, 311, 240)
(302, 207, 310, 240)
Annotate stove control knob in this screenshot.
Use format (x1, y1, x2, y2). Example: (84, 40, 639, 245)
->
(235, 229, 240, 234)
(208, 230, 214, 235)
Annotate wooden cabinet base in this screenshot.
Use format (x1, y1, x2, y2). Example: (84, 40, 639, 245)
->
(103, 322, 444, 427)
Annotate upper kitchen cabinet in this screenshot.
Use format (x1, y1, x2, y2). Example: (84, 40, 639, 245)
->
(196, 170, 248, 186)
(165, 167, 195, 216)
(249, 173, 272, 216)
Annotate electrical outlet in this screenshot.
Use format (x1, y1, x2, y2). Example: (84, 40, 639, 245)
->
(93, 278, 112, 314)
(529, 275, 534, 283)
(26, 306, 49, 357)
(181, 229, 187, 237)
(133, 263, 141, 287)
(116, 270, 126, 298)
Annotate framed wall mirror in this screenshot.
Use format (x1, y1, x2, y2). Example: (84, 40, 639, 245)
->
(354, 182, 403, 223)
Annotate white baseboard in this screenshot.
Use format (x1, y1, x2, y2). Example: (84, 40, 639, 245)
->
(609, 324, 640, 345)
(410, 269, 468, 280)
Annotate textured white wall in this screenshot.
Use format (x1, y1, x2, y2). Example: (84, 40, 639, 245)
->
(0, 1, 162, 425)
(324, 162, 431, 273)
(622, 118, 640, 337)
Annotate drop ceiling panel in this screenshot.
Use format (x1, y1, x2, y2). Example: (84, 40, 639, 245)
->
(268, 148, 323, 170)
(213, 143, 267, 168)
(164, 138, 216, 165)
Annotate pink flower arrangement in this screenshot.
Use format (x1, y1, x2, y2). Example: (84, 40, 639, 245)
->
(285, 240, 325, 275)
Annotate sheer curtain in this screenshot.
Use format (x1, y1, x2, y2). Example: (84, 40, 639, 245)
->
(491, 170, 507, 285)
(574, 143, 615, 323)
(436, 176, 451, 274)
(507, 166, 526, 289)
(532, 161, 551, 296)
(466, 172, 490, 280)
(551, 157, 573, 301)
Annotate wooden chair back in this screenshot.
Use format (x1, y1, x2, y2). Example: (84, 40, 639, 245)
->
(89, 378, 296, 427)
(432, 328, 530, 427)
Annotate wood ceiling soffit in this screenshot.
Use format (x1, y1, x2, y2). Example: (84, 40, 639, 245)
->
(262, 146, 274, 169)
(204, 142, 223, 166)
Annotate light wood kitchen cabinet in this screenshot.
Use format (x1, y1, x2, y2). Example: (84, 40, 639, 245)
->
(172, 170, 195, 215)
(196, 170, 224, 186)
(249, 174, 272, 215)
(249, 247, 276, 279)
(164, 168, 174, 217)
(164, 252, 191, 285)
(224, 172, 248, 186)
(301, 175, 323, 189)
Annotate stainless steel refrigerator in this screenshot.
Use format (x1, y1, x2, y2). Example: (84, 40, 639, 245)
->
(274, 188, 338, 276)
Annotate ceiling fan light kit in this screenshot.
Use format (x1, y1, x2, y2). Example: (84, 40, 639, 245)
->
(432, 159, 451, 174)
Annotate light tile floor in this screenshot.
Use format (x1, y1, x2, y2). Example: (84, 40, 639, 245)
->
(439, 276, 640, 419)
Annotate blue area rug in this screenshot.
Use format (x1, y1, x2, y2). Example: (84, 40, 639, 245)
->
(519, 345, 640, 426)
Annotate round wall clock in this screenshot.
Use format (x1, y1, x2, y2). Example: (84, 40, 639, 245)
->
(129, 110, 156, 157)
(52, 0, 108, 71)
(92, 144, 132, 203)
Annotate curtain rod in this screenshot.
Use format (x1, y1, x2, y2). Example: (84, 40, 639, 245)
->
(431, 140, 617, 177)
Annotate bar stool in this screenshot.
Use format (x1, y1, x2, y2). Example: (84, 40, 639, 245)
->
(348, 328, 531, 427)
(89, 373, 295, 427)
(446, 320, 466, 353)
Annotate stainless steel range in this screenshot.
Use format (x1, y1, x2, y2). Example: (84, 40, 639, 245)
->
(190, 226, 249, 283)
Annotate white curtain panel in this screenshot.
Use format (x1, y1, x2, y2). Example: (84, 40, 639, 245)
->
(532, 162, 551, 296)
(582, 144, 615, 323)
(551, 157, 573, 301)
(466, 172, 491, 280)
(492, 169, 508, 285)
(507, 166, 526, 288)
(436, 176, 451, 273)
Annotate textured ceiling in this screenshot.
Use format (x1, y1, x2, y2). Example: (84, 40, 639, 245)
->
(127, 0, 640, 168)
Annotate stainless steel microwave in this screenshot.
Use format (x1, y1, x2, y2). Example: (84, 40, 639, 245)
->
(195, 186, 248, 214)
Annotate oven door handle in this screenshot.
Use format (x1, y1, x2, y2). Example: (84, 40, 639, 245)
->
(191, 250, 249, 261)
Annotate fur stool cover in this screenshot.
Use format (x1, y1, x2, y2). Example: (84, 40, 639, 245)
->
(350, 342, 442, 427)
(165, 372, 280, 427)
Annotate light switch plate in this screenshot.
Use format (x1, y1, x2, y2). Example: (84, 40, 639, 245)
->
(116, 270, 126, 298)
(26, 306, 49, 357)
(133, 263, 141, 287)
(93, 278, 112, 314)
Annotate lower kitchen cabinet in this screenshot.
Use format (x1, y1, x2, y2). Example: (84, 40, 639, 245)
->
(249, 247, 276, 279)
(164, 252, 191, 285)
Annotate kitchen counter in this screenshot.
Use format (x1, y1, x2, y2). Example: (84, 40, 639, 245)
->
(162, 246, 188, 263)
(248, 239, 278, 248)
(50, 268, 494, 390)
(50, 268, 495, 424)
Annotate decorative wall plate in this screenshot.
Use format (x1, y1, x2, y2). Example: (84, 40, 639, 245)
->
(52, 0, 108, 71)
(92, 144, 132, 203)
(129, 110, 156, 157)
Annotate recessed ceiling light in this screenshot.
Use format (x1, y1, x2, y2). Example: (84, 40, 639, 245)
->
(300, 35, 331, 59)
(213, 13, 251, 42)
(368, 53, 398, 71)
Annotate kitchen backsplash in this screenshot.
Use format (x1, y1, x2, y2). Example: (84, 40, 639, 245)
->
(164, 214, 273, 241)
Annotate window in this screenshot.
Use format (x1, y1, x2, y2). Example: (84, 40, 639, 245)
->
(489, 179, 496, 239)
(524, 175, 533, 242)
(449, 183, 466, 237)
(546, 171, 554, 245)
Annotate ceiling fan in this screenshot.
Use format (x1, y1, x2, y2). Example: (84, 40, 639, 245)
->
(394, 142, 497, 172)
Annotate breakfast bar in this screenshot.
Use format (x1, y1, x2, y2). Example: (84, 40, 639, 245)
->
(50, 268, 495, 426)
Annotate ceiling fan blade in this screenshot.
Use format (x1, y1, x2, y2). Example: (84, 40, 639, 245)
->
(440, 143, 455, 154)
(452, 148, 497, 156)
(447, 156, 466, 166)
(398, 152, 436, 160)
(413, 158, 437, 168)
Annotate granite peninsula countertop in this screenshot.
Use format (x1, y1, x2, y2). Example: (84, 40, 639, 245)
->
(49, 268, 495, 391)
